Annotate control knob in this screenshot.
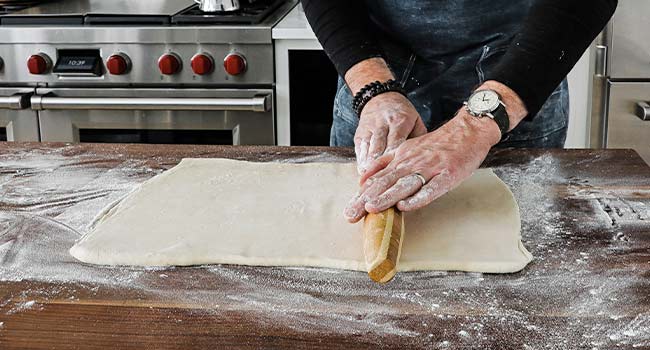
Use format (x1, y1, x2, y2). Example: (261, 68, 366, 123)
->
(27, 53, 52, 75)
(106, 53, 130, 75)
(223, 52, 247, 76)
(158, 53, 182, 75)
(191, 53, 214, 75)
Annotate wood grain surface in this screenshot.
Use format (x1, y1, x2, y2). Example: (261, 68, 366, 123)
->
(0, 142, 649, 350)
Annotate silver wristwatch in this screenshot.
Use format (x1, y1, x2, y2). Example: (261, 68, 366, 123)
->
(464, 89, 510, 136)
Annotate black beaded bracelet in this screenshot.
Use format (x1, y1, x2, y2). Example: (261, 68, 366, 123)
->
(352, 79, 407, 117)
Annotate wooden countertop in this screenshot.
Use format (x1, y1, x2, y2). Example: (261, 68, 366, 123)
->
(0, 143, 649, 350)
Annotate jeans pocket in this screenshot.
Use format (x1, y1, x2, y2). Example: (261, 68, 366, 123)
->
(333, 77, 360, 125)
(475, 45, 509, 83)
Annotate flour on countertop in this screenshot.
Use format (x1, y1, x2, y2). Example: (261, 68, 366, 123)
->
(0, 146, 648, 349)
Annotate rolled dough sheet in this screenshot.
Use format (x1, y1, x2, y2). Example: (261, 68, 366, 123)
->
(70, 158, 533, 273)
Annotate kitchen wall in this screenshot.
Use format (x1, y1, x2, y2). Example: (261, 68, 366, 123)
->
(565, 49, 592, 148)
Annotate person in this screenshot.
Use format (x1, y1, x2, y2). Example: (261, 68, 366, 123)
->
(301, 0, 617, 222)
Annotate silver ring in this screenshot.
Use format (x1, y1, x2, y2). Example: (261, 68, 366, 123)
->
(413, 172, 426, 186)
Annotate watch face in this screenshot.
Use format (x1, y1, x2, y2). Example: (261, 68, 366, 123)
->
(468, 90, 500, 113)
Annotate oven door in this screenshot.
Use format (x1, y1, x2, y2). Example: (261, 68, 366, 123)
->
(0, 88, 39, 142)
(33, 88, 274, 145)
(606, 82, 650, 164)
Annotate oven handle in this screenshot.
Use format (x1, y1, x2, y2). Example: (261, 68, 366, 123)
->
(0, 93, 31, 110)
(31, 94, 270, 112)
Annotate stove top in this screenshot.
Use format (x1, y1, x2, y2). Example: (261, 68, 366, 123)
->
(0, 0, 40, 15)
(0, 0, 290, 26)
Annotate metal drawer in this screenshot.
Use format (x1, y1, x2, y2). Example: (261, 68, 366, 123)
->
(606, 82, 650, 164)
(607, 1, 650, 78)
(0, 87, 39, 142)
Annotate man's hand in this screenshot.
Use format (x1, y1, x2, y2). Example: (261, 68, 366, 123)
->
(344, 58, 427, 175)
(354, 92, 427, 175)
(343, 110, 501, 223)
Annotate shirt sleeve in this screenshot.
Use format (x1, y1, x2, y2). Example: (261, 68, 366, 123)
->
(301, 0, 383, 77)
(486, 0, 618, 119)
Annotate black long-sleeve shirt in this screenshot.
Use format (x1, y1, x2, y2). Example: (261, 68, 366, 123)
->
(302, 0, 617, 119)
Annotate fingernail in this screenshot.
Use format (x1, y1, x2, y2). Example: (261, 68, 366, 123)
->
(343, 206, 357, 219)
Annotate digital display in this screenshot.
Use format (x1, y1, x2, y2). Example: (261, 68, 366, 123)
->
(57, 56, 98, 71)
(53, 49, 102, 76)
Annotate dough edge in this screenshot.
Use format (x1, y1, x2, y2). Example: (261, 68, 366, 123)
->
(70, 158, 534, 274)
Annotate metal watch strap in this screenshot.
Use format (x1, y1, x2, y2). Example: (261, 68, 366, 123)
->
(490, 103, 510, 136)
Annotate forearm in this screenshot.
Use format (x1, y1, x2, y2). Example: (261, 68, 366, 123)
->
(301, 0, 382, 78)
(486, 0, 617, 118)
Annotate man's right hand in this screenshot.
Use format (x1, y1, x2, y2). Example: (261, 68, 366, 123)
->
(354, 91, 427, 175)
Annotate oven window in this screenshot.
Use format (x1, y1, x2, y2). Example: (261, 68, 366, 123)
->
(289, 50, 338, 146)
(79, 129, 233, 145)
(0, 127, 6, 141)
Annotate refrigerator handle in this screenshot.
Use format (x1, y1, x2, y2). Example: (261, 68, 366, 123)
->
(594, 45, 608, 77)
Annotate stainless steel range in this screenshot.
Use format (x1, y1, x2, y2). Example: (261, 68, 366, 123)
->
(0, 0, 297, 144)
(590, 0, 650, 164)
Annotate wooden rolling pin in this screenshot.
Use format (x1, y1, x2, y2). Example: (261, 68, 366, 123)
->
(362, 207, 404, 283)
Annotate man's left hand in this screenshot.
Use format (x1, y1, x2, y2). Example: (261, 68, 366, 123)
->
(343, 109, 502, 223)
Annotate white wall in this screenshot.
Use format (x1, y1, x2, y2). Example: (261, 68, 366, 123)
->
(565, 49, 592, 148)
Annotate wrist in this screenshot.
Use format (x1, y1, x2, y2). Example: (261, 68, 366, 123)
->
(477, 80, 527, 129)
(344, 58, 395, 95)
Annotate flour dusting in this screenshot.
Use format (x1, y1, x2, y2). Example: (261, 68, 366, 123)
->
(0, 145, 648, 349)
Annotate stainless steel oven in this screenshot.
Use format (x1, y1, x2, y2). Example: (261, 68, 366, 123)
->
(33, 88, 273, 144)
(590, 0, 650, 164)
(0, 88, 39, 142)
(0, 0, 298, 145)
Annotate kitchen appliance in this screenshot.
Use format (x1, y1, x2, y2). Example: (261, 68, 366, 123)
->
(195, 0, 239, 13)
(0, 0, 297, 144)
(590, 0, 650, 164)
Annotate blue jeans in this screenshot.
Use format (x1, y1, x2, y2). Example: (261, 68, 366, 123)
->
(330, 0, 569, 148)
(331, 59, 569, 148)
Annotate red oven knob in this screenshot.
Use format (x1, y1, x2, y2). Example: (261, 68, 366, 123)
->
(191, 53, 214, 75)
(106, 54, 130, 75)
(158, 53, 181, 75)
(223, 53, 247, 76)
(27, 53, 51, 75)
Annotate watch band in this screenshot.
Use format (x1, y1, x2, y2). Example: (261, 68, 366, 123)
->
(489, 102, 510, 136)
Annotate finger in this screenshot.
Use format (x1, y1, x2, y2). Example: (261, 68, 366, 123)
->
(354, 138, 370, 175)
(346, 167, 405, 221)
(367, 128, 388, 162)
(343, 191, 367, 223)
(397, 169, 455, 212)
(365, 174, 424, 213)
(356, 166, 414, 211)
(360, 166, 410, 198)
(359, 152, 394, 185)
